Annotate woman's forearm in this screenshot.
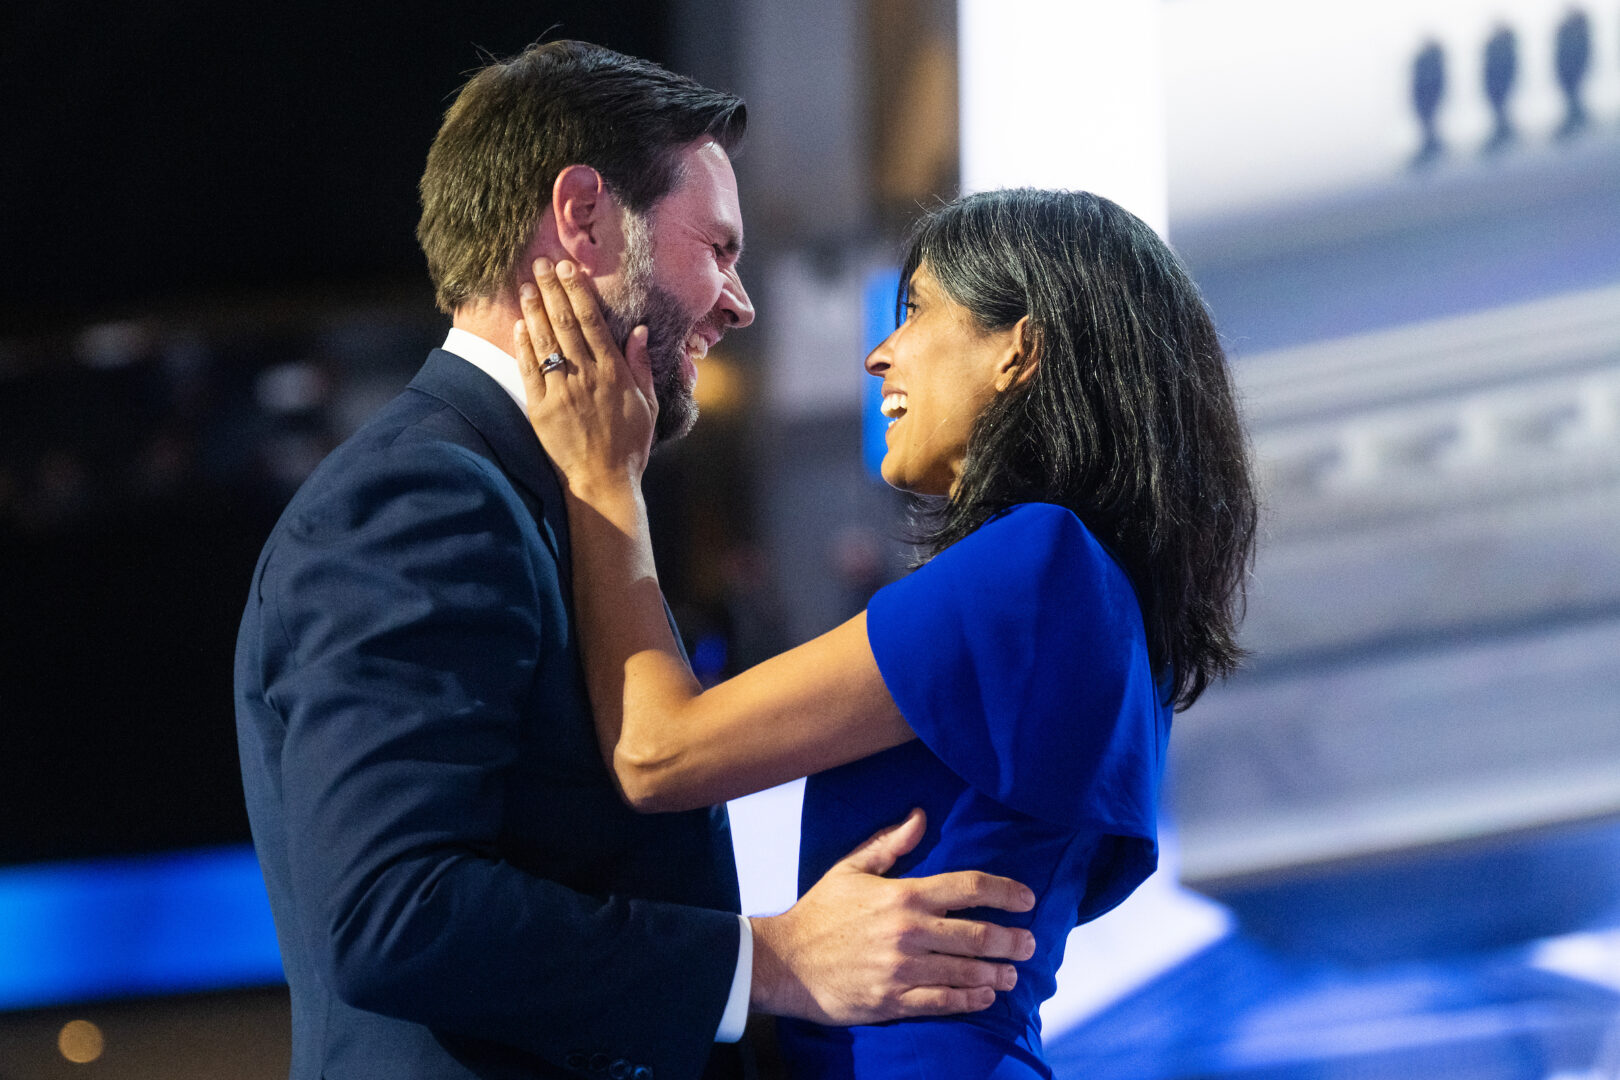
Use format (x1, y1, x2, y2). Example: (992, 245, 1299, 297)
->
(515, 260, 912, 810)
(558, 474, 915, 813)
(560, 470, 919, 814)
(557, 476, 704, 802)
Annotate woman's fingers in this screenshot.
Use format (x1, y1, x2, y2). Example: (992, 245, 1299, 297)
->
(513, 257, 657, 478)
(553, 260, 624, 375)
(530, 257, 656, 422)
(518, 279, 561, 356)
(513, 317, 550, 411)
(532, 258, 598, 378)
(624, 325, 656, 407)
(517, 275, 571, 392)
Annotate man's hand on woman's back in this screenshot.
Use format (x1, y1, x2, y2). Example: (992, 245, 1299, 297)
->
(747, 808, 1037, 1026)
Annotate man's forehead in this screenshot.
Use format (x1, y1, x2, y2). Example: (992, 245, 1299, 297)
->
(661, 139, 744, 240)
(685, 137, 734, 175)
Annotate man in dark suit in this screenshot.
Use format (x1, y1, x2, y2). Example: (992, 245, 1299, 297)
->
(235, 40, 1034, 1080)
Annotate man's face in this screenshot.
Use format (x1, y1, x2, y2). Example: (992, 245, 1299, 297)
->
(598, 139, 753, 443)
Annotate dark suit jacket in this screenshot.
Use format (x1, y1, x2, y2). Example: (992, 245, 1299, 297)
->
(235, 349, 745, 1080)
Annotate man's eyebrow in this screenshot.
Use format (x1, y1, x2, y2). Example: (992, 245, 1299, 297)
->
(713, 224, 744, 259)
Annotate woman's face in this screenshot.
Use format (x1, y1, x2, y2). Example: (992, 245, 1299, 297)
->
(864, 264, 1025, 497)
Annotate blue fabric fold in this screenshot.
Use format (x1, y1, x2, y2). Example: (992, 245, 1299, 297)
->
(865, 502, 1165, 844)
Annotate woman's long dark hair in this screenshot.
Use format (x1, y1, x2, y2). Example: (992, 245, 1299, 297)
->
(900, 189, 1257, 710)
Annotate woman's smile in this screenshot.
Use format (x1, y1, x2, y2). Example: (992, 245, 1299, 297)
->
(864, 265, 1023, 496)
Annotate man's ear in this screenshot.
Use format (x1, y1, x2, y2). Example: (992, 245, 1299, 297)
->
(993, 315, 1037, 392)
(552, 164, 615, 272)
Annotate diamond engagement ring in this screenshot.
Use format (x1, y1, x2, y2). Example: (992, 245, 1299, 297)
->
(538, 351, 567, 375)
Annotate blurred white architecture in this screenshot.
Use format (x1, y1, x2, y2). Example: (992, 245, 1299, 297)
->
(959, 0, 1168, 233)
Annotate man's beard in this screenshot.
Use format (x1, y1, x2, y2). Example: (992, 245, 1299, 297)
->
(599, 213, 700, 444)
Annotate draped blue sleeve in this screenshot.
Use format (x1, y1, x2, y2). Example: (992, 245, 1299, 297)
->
(865, 503, 1168, 847)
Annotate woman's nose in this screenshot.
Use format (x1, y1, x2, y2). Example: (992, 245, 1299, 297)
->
(864, 332, 894, 377)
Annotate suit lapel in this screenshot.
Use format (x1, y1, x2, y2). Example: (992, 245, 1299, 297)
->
(407, 349, 694, 663)
(409, 355, 733, 900)
(408, 349, 573, 592)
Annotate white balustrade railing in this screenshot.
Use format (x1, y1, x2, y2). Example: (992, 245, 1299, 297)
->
(1174, 282, 1620, 884)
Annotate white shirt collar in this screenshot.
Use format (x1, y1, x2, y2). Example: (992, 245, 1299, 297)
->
(441, 327, 528, 412)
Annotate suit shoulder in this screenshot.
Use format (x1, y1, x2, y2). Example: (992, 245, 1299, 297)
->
(266, 393, 523, 550)
(329, 385, 492, 461)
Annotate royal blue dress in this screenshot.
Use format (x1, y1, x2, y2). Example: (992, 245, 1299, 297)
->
(775, 503, 1171, 1079)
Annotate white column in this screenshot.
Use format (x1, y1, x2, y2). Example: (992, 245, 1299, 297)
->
(958, 0, 1168, 236)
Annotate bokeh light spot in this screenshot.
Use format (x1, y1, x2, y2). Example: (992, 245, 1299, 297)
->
(57, 1019, 104, 1064)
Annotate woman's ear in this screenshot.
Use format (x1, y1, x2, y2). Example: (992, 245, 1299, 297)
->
(993, 315, 1037, 392)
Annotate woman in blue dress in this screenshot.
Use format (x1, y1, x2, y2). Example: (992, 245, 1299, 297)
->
(514, 188, 1258, 1078)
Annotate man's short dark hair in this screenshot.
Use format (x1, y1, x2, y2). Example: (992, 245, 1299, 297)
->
(418, 39, 746, 314)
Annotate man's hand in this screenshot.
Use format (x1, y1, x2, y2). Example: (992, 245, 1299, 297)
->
(748, 809, 1037, 1025)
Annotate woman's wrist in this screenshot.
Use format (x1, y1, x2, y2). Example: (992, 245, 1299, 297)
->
(561, 471, 644, 520)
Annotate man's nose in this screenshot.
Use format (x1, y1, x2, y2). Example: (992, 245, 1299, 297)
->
(720, 269, 755, 328)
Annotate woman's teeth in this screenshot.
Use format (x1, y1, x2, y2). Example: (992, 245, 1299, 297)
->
(880, 392, 909, 422)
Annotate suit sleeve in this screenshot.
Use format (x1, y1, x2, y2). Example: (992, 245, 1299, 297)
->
(256, 438, 737, 1077)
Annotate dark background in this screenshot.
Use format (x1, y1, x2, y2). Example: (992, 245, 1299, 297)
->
(0, 1, 675, 865)
(0, 1, 669, 332)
